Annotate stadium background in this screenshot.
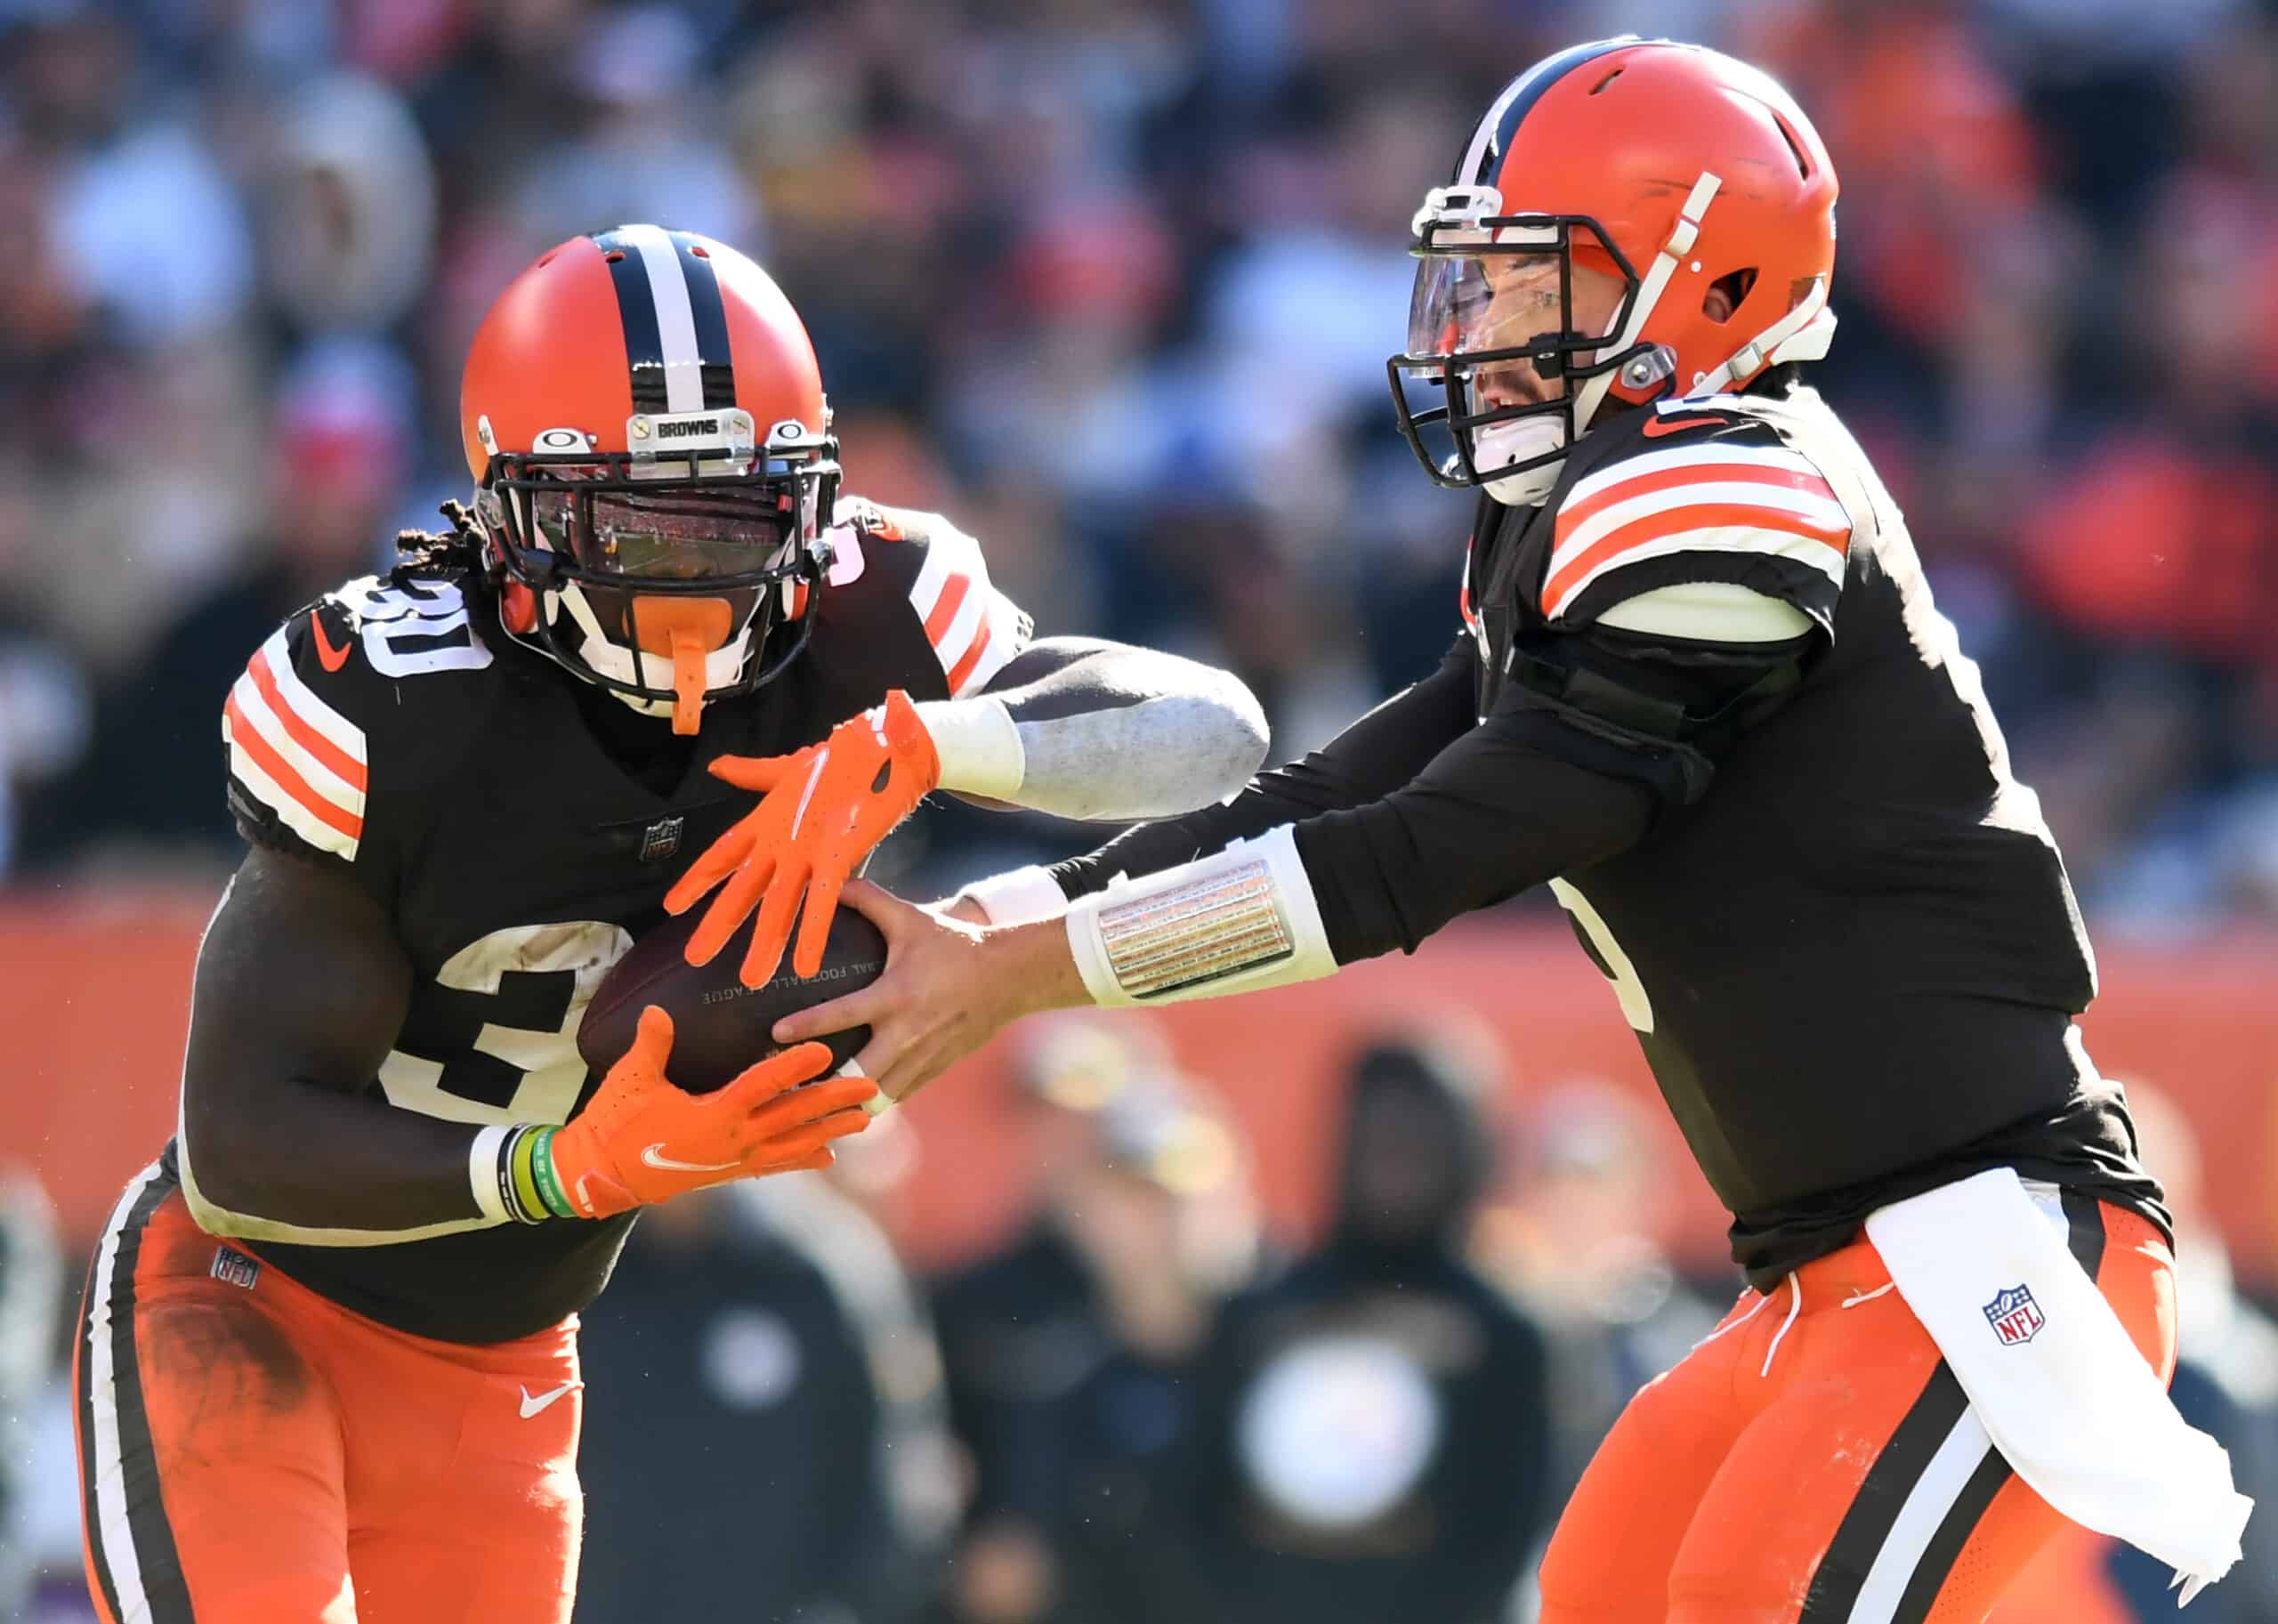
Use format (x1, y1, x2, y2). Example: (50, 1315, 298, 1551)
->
(3, 0, 2276, 1620)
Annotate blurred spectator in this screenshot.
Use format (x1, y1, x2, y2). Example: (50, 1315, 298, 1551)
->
(0, 1167, 61, 1617)
(19, 338, 410, 873)
(928, 1018, 1258, 1624)
(259, 73, 438, 335)
(576, 1174, 959, 1624)
(1474, 1079, 1725, 1509)
(1170, 1031, 1553, 1624)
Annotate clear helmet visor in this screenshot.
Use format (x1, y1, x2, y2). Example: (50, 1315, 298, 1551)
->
(1407, 247, 1581, 390)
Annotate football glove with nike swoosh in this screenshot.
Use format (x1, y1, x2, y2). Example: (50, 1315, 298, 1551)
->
(542, 1006, 876, 1218)
(665, 688, 941, 987)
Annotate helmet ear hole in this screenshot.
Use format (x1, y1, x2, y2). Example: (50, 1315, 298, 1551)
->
(1705, 267, 1758, 323)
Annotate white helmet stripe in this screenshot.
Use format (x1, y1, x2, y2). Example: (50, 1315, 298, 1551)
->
(616, 223, 706, 414)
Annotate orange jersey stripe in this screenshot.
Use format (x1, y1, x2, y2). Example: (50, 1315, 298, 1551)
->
(225, 695, 364, 841)
(944, 617, 993, 694)
(1543, 501, 1849, 611)
(246, 650, 369, 792)
(1556, 461, 1838, 542)
(924, 574, 972, 648)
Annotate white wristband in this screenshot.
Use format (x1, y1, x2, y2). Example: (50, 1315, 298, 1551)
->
(468, 1124, 513, 1224)
(1064, 823, 1337, 1007)
(913, 697, 1025, 801)
(956, 864, 1070, 925)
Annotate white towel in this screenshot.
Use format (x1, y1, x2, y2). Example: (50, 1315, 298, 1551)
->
(1864, 1168, 2251, 1605)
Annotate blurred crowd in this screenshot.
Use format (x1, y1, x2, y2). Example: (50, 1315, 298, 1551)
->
(0, 0, 2274, 921)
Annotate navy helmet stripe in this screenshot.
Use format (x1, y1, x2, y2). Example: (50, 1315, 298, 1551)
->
(669, 232, 739, 411)
(593, 229, 671, 415)
(1461, 37, 1645, 187)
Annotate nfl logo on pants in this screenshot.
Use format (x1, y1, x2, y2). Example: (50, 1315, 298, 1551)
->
(1983, 1284, 2045, 1345)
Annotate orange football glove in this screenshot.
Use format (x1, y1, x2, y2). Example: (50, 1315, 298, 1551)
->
(664, 689, 941, 986)
(542, 1007, 876, 1219)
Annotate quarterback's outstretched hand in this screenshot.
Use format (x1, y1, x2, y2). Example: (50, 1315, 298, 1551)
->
(664, 691, 941, 988)
(767, 880, 1087, 1106)
(542, 1007, 875, 1219)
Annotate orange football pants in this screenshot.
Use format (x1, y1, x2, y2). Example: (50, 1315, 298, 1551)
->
(74, 1166, 583, 1623)
(1539, 1192, 2176, 1624)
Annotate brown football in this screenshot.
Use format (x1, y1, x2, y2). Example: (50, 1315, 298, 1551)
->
(576, 904, 885, 1092)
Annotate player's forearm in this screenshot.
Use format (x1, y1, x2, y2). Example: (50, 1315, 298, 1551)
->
(959, 638, 1481, 925)
(178, 847, 525, 1246)
(179, 1078, 495, 1245)
(972, 720, 1656, 1010)
(921, 639, 1268, 821)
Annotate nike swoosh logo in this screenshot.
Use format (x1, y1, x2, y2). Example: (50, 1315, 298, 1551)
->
(519, 1381, 579, 1418)
(1642, 414, 1724, 438)
(309, 610, 353, 673)
(641, 1143, 739, 1173)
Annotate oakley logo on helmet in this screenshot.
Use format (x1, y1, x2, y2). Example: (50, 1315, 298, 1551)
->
(535, 427, 588, 452)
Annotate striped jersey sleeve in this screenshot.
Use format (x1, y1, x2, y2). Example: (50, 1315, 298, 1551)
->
(825, 498, 1033, 698)
(222, 603, 381, 881)
(1541, 424, 1853, 634)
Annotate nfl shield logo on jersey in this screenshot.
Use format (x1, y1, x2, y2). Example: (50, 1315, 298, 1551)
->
(638, 816, 685, 864)
(1983, 1284, 2045, 1345)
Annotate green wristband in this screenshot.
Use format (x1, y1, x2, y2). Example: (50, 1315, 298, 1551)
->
(527, 1127, 578, 1219)
(501, 1126, 545, 1224)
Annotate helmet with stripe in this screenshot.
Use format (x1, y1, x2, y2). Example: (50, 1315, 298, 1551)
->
(1387, 38, 1838, 505)
(459, 226, 842, 732)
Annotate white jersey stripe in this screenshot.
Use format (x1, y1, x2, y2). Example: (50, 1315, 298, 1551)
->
(223, 723, 362, 860)
(907, 539, 951, 622)
(1564, 442, 1823, 508)
(257, 629, 367, 765)
(955, 590, 1029, 694)
(85, 1162, 163, 1624)
(230, 673, 366, 817)
(1546, 524, 1846, 619)
(933, 576, 989, 668)
(1550, 481, 1851, 578)
(618, 223, 704, 414)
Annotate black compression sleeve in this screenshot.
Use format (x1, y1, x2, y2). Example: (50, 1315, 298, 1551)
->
(1294, 708, 1657, 962)
(1050, 635, 1480, 900)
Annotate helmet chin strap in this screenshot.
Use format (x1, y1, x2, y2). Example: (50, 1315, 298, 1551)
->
(1478, 416, 1571, 506)
(1571, 171, 1724, 431)
(1481, 174, 1724, 509)
(552, 583, 757, 731)
(1691, 278, 1837, 395)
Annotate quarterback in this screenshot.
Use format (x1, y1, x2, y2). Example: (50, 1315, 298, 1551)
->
(683, 40, 2252, 1620)
(73, 227, 1266, 1622)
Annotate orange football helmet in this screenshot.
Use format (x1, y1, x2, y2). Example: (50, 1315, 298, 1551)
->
(460, 226, 841, 732)
(1388, 38, 1839, 505)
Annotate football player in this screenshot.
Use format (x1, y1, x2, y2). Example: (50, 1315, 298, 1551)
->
(73, 225, 1269, 1623)
(680, 41, 2253, 1618)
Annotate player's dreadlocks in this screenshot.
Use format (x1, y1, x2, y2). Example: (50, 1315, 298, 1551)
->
(392, 498, 490, 586)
